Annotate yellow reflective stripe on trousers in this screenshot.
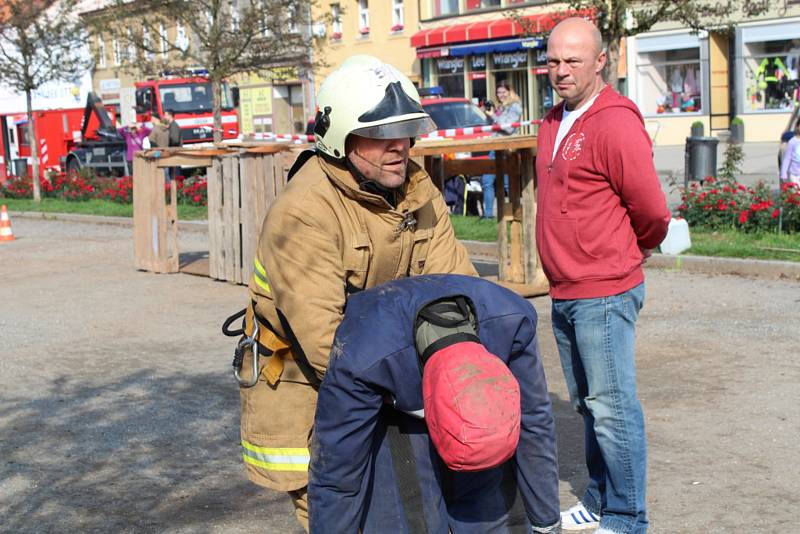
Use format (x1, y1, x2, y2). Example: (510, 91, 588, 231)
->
(241, 440, 309, 472)
(252, 257, 271, 293)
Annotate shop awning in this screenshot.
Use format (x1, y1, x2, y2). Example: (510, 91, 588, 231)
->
(411, 11, 583, 49)
(418, 37, 543, 59)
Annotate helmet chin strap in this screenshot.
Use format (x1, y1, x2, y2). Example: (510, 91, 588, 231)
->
(346, 150, 406, 209)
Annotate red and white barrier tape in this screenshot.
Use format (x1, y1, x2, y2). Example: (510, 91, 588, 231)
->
(420, 120, 542, 140)
(236, 119, 543, 145)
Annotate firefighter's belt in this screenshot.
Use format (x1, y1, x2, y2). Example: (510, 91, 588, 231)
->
(224, 305, 292, 387)
(245, 305, 292, 386)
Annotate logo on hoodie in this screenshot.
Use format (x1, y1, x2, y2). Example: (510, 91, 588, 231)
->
(561, 132, 585, 161)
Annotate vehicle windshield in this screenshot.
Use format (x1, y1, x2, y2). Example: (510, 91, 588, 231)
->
(159, 82, 234, 113)
(424, 101, 491, 130)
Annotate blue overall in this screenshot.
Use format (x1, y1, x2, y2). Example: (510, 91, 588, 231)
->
(308, 274, 559, 533)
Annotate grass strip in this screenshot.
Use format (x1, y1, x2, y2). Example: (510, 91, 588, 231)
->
(1, 197, 208, 220)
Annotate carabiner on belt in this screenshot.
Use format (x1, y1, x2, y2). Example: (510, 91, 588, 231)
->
(233, 320, 260, 388)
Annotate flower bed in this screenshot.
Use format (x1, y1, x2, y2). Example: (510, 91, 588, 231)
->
(0, 171, 208, 207)
(676, 177, 800, 233)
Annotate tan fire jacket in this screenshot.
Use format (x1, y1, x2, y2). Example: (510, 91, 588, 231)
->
(239, 153, 477, 491)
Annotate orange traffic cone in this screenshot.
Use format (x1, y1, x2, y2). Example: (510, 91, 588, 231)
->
(0, 204, 15, 242)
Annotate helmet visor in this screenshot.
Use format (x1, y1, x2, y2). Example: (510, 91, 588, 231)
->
(351, 116, 437, 140)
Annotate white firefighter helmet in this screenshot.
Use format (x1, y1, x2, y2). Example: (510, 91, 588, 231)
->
(313, 55, 436, 159)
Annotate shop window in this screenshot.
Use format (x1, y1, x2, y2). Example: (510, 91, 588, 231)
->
(434, 57, 466, 98)
(636, 48, 702, 115)
(358, 0, 369, 35)
(742, 39, 800, 112)
(465, 0, 500, 11)
(432, 0, 458, 17)
(289, 85, 305, 134)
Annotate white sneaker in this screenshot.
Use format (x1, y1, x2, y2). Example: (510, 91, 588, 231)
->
(560, 501, 600, 531)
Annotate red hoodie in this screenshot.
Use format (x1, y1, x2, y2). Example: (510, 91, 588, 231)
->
(536, 86, 670, 299)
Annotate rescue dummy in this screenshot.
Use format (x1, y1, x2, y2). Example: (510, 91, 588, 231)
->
(226, 55, 476, 531)
(308, 274, 561, 533)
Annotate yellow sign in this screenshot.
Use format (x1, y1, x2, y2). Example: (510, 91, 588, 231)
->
(240, 89, 254, 135)
(252, 87, 272, 115)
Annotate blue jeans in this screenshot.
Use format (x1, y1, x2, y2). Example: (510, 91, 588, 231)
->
(481, 152, 509, 218)
(551, 284, 648, 534)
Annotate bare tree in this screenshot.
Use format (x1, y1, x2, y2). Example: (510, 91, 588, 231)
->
(87, 0, 326, 143)
(0, 0, 91, 201)
(512, 1, 771, 89)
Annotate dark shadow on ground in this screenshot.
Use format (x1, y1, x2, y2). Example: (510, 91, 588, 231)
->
(0, 369, 303, 534)
(549, 392, 586, 503)
(179, 250, 209, 269)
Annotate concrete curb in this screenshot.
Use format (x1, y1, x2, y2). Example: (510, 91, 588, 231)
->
(9, 210, 208, 234)
(10, 212, 799, 280)
(462, 240, 800, 281)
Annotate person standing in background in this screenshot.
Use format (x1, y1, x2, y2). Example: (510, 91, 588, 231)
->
(118, 122, 151, 175)
(780, 123, 800, 184)
(480, 82, 522, 218)
(536, 17, 670, 533)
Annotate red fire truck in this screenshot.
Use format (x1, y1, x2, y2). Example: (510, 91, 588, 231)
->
(0, 100, 117, 181)
(134, 74, 240, 143)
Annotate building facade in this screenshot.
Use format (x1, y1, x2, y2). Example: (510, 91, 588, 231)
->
(626, 2, 800, 145)
(313, 0, 422, 92)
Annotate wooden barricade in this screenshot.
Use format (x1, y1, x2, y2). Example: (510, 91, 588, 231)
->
(411, 136, 549, 297)
(207, 145, 299, 284)
(133, 154, 179, 273)
(133, 144, 303, 282)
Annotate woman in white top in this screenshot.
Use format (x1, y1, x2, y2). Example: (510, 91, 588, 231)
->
(481, 82, 523, 218)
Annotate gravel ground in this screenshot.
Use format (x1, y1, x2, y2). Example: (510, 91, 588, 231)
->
(1, 217, 798, 533)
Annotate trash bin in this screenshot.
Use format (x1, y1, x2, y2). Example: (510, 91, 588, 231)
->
(684, 136, 718, 189)
(12, 158, 27, 178)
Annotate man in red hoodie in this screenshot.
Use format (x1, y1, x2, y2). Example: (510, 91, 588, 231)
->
(536, 17, 670, 534)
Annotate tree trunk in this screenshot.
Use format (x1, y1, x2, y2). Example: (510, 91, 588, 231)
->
(26, 89, 41, 202)
(605, 37, 621, 91)
(212, 76, 222, 144)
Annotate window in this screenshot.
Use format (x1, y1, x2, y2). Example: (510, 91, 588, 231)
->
(142, 28, 154, 61)
(331, 3, 342, 39)
(230, 0, 240, 32)
(465, 0, 501, 11)
(432, 0, 458, 17)
(97, 38, 106, 68)
(175, 23, 189, 52)
(434, 57, 465, 97)
(358, 0, 369, 35)
(742, 39, 800, 112)
(392, 0, 404, 31)
(636, 48, 703, 115)
(126, 28, 135, 62)
(160, 82, 234, 113)
(112, 39, 121, 66)
(159, 24, 168, 59)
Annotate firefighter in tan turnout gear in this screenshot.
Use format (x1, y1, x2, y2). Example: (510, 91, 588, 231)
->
(232, 55, 477, 531)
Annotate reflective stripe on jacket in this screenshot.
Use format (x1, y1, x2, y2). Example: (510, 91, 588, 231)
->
(240, 154, 477, 490)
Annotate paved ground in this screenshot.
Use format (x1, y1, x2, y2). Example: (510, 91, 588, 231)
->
(1, 217, 798, 533)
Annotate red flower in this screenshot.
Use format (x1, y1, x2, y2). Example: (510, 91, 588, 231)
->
(705, 176, 715, 184)
(771, 209, 780, 219)
(710, 189, 719, 195)
(729, 201, 737, 207)
(738, 211, 749, 224)
(193, 194, 201, 203)
(718, 204, 728, 211)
